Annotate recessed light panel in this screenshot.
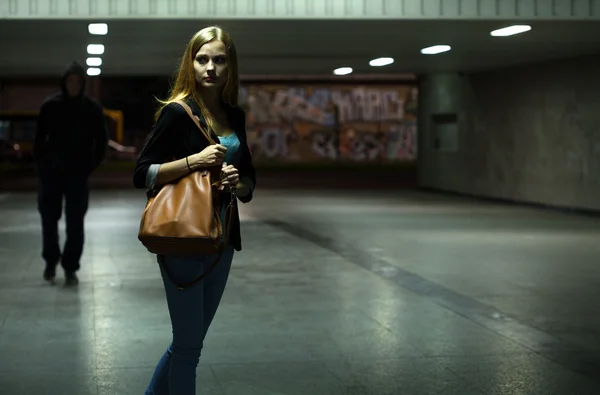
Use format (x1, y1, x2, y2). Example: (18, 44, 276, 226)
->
(86, 57, 102, 67)
(87, 68, 101, 76)
(369, 57, 394, 67)
(88, 23, 108, 35)
(87, 44, 105, 55)
(421, 45, 451, 55)
(333, 67, 353, 76)
(490, 25, 531, 37)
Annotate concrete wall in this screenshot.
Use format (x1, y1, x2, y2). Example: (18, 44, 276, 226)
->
(0, 80, 58, 112)
(418, 53, 600, 211)
(0, 79, 100, 112)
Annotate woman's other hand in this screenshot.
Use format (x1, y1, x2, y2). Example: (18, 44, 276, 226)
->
(220, 163, 239, 187)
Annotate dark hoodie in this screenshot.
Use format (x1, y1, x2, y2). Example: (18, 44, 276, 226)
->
(34, 61, 108, 178)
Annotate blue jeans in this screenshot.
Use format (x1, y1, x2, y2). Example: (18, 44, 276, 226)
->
(145, 245, 235, 395)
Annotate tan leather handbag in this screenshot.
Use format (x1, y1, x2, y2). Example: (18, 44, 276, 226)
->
(137, 100, 235, 289)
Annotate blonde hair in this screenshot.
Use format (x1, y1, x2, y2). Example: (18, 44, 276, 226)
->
(154, 26, 240, 123)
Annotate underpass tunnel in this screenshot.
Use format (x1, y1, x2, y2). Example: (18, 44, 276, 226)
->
(1, 3, 600, 394)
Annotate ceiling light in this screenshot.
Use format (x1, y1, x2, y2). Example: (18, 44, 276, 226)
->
(86, 57, 102, 67)
(421, 45, 451, 55)
(490, 25, 531, 37)
(87, 68, 101, 76)
(88, 23, 108, 35)
(87, 44, 105, 55)
(333, 67, 353, 76)
(369, 57, 394, 67)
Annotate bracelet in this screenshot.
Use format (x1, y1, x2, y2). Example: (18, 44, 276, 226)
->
(185, 156, 191, 172)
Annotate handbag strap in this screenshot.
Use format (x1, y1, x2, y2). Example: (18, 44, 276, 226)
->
(174, 99, 217, 145)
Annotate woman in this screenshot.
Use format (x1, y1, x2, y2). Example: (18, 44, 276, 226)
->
(133, 26, 256, 395)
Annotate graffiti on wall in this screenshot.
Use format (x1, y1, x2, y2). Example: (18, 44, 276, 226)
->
(238, 84, 418, 163)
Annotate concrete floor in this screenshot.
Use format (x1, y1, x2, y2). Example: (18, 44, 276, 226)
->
(1, 188, 599, 394)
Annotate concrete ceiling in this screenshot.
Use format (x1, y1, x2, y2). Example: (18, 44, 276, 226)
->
(1, 19, 600, 78)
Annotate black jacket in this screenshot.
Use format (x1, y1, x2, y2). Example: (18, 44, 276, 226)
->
(34, 61, 108, 178)
(133, 96, 256, 251)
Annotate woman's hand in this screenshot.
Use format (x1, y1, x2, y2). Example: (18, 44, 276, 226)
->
(220, 163, 239, 187)
(190, 144, 227, 168)
(153, 145, 229, 188)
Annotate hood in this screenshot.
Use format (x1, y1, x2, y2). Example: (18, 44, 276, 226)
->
(60, 61, 86, 100)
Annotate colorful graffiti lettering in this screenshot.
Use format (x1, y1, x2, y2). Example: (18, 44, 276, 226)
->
(239, 84, 418, 163)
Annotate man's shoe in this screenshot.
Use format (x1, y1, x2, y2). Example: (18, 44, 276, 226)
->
(65, 272, 79, 286)
(43, 264, 57, 283)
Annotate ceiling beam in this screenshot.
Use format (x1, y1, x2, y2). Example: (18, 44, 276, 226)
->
(2, 0, 600, 20)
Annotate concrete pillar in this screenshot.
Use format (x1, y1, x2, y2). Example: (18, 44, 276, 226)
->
(417, 72, 464, 190)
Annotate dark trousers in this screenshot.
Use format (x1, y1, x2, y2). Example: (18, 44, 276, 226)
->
(37, 173, 89, 273)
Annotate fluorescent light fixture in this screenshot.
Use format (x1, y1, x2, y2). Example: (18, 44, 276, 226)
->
(86, 57, 102, 67)
(88, 23, 108, 35)
(490, 25, 531, 37)
(87, 67, 101, 76)
(333, 67, 353, 76)
(421, 45, 451, 55)
(87, 44, 105, 55)
(369, 57, 394, 67)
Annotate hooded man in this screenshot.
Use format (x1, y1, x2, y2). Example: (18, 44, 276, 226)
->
(34, 61, 108, 285)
